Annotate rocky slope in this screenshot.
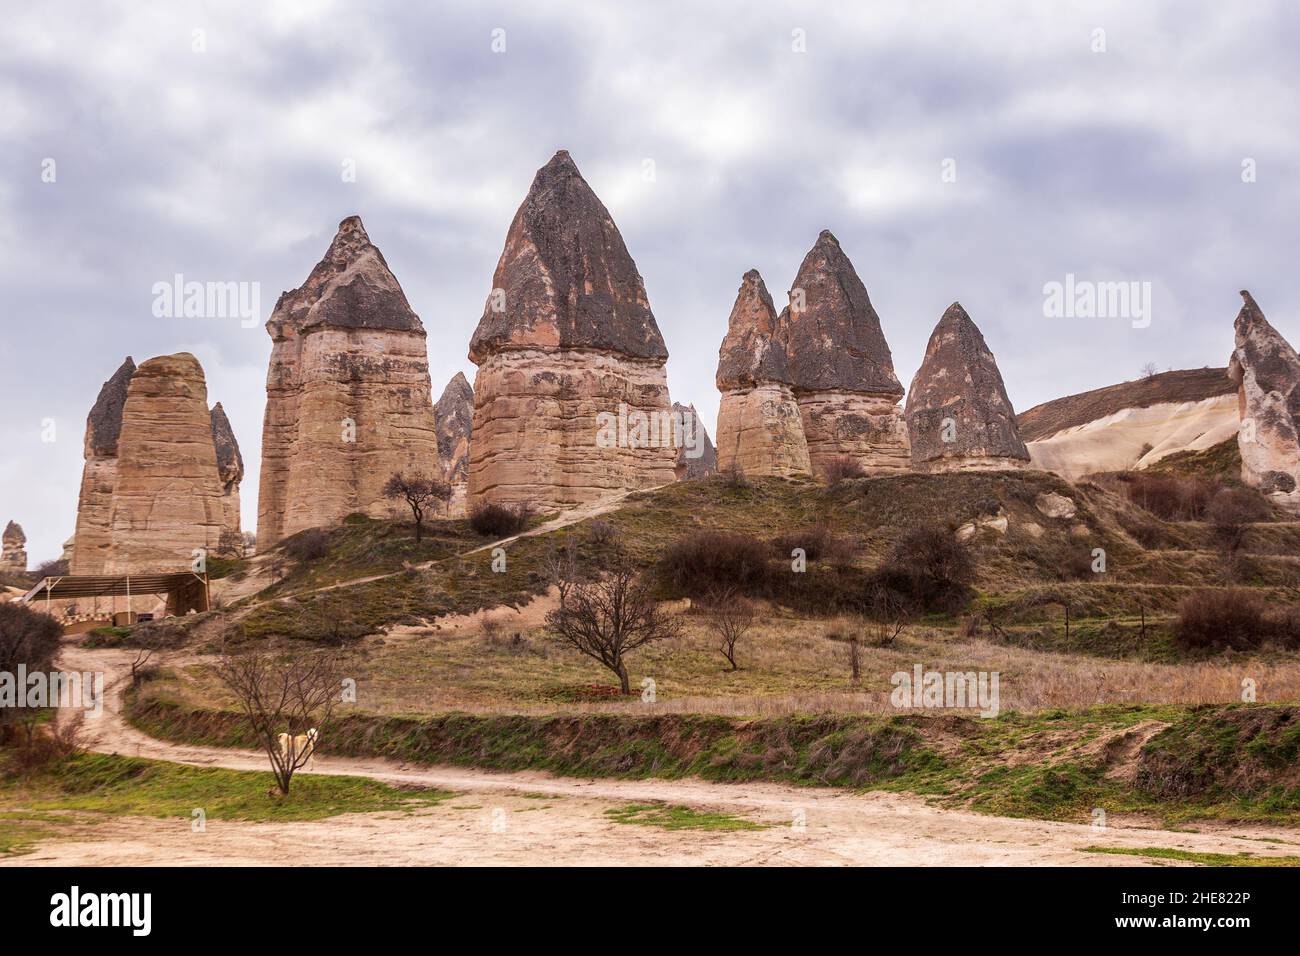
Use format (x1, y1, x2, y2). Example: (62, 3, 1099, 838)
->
(467, 150, 676, 511)
(1016, 368, 1239, 480)
(257, 216, 440, 547)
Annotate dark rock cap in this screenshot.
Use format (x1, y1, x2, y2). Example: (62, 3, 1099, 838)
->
(268, 215, 424, 340)
(2, 520, 24, 545)
(434, 371, 475, 481)
(85, 356, 136, 457)
(469, 150, 668, 363)
(904, 302, 1029, 464)
(779, 230, 902, 396)
(1229, 290, 1300, 402)
(209, 402, 244, 486)
(716, 269, 790, 390)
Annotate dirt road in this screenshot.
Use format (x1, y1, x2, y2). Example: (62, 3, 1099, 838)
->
(8, 647, 1299, 866)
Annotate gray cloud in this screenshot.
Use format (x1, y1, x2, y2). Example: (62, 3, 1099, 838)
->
(2, 0, 1298, 561)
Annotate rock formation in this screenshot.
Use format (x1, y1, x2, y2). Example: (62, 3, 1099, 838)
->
(1016, 368, 1239, 480)
(105, 353, 226, 573)
(715, 270, 811, 477)
(1, 521, 27, 573)
(70, 356, 136, 574)
(905, 303, 1029, 472)
(209, 402, 243, 534)
(434, 372, 474, 516)
(1229, 290, 1300, 511)
(467, 150, 676, 511)
(779, 231, 909, 476)
(257, 215, 440, 547)
(672, 402, 717, 480)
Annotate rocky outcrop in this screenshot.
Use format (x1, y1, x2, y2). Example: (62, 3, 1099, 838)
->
(672, 402, 717, 480)
(105, 353, 226, 573)
(70, 356, 136, 574)
(209, 403, 243, 534)
(257, 216, 440, 547)
(905, 303, 1029, 472)
(467, 150, 676, 511)
(1229, 290, 1300, 511)
(780, 231, 908, 477)
(1017, 368, 1239, 480)
(715, 270, 811, 477)
(1, 521, 26, 573)
(434, 372, 474, 516)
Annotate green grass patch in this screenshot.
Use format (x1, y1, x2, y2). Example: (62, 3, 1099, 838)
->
(606, 802, 768, 831)
(1081, 845, 1300, 867)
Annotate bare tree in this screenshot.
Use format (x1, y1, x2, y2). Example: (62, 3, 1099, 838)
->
(215, 528, 245, 558)
(543, 538, 583, 606)
(864, 584, 908, 648)
(214, 649, 346, 795)
(1139, 361, 1159, 379)
(705, 588, 755, 671)
(544, 559, 681, 694)
(0, 603, 61, 745)
(382, 472, 451, 543)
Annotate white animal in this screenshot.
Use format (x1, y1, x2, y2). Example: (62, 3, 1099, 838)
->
(276, 728, 320, 771)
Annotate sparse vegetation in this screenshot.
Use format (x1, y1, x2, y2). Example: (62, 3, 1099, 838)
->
(469, 502, 532, 537)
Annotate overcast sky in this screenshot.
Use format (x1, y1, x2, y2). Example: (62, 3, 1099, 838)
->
(2, 1, 1299, 563)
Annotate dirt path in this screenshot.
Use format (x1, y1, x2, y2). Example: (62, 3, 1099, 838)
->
(4, 646, 1296, 866)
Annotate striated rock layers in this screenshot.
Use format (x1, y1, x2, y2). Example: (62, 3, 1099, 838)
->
(105, 353, 226, 573)
(467, 150, 676, 511)
(257, 216, 440, 547)
(434, 372, 474, 516)
(1229, 290, 1300, 512)
(905, 303, 1029, 472)
(715, 270, 811, 477)
(1, 521, 26, 573)
(672, 402, 717, 480)
(780, 231, 909, 477)
(71, 357, 136, 574)
(209, 403, 243, 534)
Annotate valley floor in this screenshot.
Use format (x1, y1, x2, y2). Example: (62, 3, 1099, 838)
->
(5, 648, 1299, 867)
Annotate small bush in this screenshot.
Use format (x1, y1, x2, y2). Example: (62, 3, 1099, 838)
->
(769, 523, 857, 563)
(657, 530, 773, 599)
(1207, 487, 1271, 557)
(1174, 589, 1273, 651)
(284, 527, 329, 563)
(874, 525, 975, 613)
(468, 503, 532, 537)
(820, 455, 865, 485)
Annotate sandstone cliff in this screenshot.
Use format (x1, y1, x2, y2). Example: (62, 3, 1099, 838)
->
(714, 269, 811, 477)
(779, 231, 909, 476)
(257, 216, 440, 547)
(1229, 290, 1300, 511)
(70, 356, 136, 574)
(905, 303, 1029, 472)
(434, 371, 474, 516)
(672, 402, 717, 480)
(105, 353, 226, 573)
(209, 402, 243, 534)
(467, 150, 676, 511)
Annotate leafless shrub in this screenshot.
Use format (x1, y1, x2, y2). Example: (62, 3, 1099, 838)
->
(718, 463, 750, 490)
(705, 588, 756, 671)
(545, 558, 681, 693)
(215, 528, 246, 558)
(820, 455, 866, 485)
(284, 528, 329, 563)
(214, 649, 346, 794)
(469, 502, 532, 537)
(0, 603, 61, 744)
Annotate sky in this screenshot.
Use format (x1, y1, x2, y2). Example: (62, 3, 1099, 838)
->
(2, 0, 1299, 563)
